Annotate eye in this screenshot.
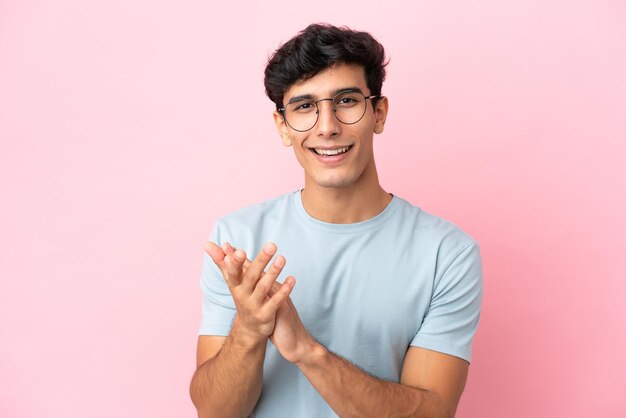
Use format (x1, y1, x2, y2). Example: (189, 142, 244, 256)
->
(291, 101, 316, 113)
(335, 95, 360, 107)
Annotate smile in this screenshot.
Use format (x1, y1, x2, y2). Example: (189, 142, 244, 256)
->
(309, 145, 353, 156)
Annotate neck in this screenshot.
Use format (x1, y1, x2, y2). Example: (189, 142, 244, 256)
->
(301, 163, 392, 224)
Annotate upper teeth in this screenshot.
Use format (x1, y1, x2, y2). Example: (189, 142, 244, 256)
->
(315, 146, 350, 156)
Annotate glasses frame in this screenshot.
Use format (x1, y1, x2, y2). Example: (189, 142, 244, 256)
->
(278, 91, 381, 132)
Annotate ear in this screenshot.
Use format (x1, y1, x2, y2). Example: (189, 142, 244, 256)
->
(273, 111, 292, 147)
(373, 96, 389, 135)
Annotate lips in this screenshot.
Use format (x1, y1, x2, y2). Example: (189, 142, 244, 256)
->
(307, 144, 354, 164)
(309, 145, 353, 156)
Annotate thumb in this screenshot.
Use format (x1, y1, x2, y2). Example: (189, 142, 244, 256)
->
(204, 241, 226, 268)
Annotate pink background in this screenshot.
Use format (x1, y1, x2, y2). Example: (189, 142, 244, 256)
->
(1, 1, 625, 417)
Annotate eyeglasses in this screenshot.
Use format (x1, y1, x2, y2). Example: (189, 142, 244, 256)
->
(278, 90, 380, 132)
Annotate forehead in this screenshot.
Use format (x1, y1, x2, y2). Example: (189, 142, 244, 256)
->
(283, 63, 368, 101)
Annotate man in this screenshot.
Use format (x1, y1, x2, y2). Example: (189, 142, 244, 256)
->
(190, 23, 483, 418)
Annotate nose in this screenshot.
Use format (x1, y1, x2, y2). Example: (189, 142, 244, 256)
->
(315, 99, 340, 138)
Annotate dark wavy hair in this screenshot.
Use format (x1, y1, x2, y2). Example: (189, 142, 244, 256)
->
(264, 23, 388, 110)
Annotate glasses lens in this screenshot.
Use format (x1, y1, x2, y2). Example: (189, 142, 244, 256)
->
(284, 99, 318, 132)
(333, 91, 366, 125)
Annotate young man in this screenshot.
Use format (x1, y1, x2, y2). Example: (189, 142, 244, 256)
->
(190, 23, 483, 418)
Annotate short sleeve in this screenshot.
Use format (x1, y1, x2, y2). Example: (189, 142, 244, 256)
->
(410, 242, 483, 363)
(198, 221, 237, 336)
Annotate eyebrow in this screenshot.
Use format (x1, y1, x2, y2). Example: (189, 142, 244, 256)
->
(286, 87, 364, 105)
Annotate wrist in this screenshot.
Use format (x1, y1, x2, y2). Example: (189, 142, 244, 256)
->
(294, 339, 328, 369)
(231, 316, 268, 351)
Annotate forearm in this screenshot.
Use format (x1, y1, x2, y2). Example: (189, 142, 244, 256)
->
(297, 344, 448, 418)
(190, 320, 267, 418)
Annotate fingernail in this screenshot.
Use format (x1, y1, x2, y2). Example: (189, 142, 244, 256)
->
(234, 250, 244, 262)
(273, 256, 285, 268)
(263, 242, 276, 255)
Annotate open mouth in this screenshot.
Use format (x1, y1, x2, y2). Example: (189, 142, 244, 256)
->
(309, 145, 353, 156)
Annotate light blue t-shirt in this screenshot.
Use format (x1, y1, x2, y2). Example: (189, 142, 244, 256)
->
(198, 190, 483, 417)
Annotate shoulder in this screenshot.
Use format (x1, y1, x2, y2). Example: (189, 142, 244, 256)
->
(397, 198, 482, 291)
(392, 195, 479, 259)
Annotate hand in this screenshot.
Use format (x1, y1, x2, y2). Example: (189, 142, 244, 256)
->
(204, 241, 295, 344)
(220, 244, 318, 365)
(270, 293, 319, 364)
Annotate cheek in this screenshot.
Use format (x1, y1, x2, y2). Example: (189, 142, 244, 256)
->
(292, 145, 310, 167)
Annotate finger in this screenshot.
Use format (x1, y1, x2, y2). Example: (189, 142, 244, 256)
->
(222, 243, 246, 287)
(267, 280, 295, 309)
(243, 257, 252, 272)
(251, 255, 286, 303)
(263, 276, 295, 314)
(268, 280, 282, 296)
(204, 241, 226, 271)
(221, 242, 235, 256)
(241, 242, 277, 291)
(223, 243, 253, 272)
(205, 241, 245, 287)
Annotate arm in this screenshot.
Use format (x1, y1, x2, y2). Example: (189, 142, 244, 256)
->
(297, 343, 467, 418)
(216, 244, 477, 417)
(269, 242, 481, 417)
(190, 326, 265, 418)
(189, 242, 295, 418)
(270, 297, 468, 418)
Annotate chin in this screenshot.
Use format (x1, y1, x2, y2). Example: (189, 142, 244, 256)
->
(313, 174, 358, 189)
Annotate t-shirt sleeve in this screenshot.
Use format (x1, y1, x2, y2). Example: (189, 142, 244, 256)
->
(410, 241, 483, 363)
(198, 220, 237, 336)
